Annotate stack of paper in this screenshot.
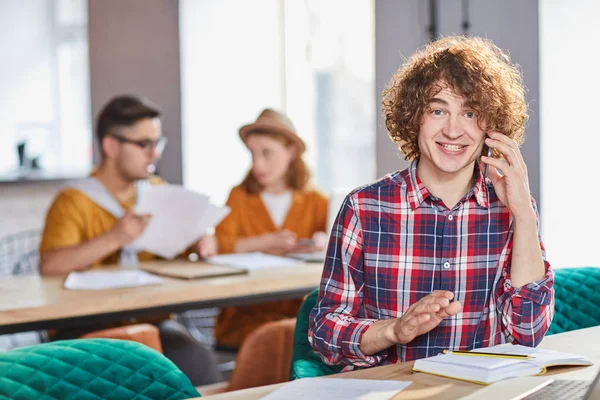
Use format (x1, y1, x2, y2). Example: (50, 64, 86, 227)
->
(205, 252, 302, 270)
(64, 270, 163, 290)
(131, 184, 230, 259)
(260, 378, 411, 400)
(412, 344, 592, 385)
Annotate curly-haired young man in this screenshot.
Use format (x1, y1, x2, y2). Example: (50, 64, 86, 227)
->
(309, 36, 554, 370)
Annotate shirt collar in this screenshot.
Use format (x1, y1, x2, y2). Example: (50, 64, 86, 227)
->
(402, 160, 490, 210)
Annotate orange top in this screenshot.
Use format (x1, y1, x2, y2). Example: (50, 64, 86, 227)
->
(40, 175, 165, 267)
(214, 185, 328, 349)
(215, 185, 328, 254)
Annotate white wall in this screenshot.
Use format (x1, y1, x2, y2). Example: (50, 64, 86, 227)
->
(0, 183, 62, 240)
(540, 0, 600, 267)
(180, 0, 284, 205)
(89, 0, 182, 184)
(0, 0, 55, 174)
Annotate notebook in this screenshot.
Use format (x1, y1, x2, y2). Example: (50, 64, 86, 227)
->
(412, 344, 593, 385)
(140, 262, 247, 280)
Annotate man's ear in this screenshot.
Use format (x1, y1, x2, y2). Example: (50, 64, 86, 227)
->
(101, 136, 119, 159)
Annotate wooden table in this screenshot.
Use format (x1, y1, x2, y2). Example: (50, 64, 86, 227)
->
(198, 326, 600, 400)
(0, 261, 322, 334)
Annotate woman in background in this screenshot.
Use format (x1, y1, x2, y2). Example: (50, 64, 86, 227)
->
(214, 108, 328, 349)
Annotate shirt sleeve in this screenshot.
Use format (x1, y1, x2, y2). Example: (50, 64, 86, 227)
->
(39, 190, 86, 253)
(215, 188, 243, 254)
(495, 199, 554, 347)
(308, 194, 387, 368)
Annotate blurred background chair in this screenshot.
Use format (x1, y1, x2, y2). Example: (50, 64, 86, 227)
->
(0, 338, 200, 400)
(177, 307, 238, 378)
(80, 324, 163, 353)
(547, 266, 600, 335)
(0, 229, 41, 277)
(227, 318, 296, 391)
(197, 317, 296, 396)
(0, 229, 47, 351)
(290, 288, 343, 380)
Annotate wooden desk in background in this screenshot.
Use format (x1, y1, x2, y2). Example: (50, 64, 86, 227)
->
(199, 326, 600, 400)
(0, 261, 323, 334)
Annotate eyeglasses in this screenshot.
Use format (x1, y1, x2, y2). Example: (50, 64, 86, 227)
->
(109, 134, 168, 155)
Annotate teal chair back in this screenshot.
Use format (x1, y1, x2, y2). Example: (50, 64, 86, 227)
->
(547, 267, 600, 335)
(0, 338, 201, 400)
(290, 288, 343, 380)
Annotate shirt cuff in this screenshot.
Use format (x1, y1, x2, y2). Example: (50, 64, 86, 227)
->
(503, 269, 554, 306)
(339, 318, 388, 367)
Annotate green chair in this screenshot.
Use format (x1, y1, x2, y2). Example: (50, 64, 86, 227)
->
(547, 267, 600, 335)
(290, 288, 343, 380)
(0, 338, 201, 400)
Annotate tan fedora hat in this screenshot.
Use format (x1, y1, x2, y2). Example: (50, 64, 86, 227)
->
(239, 108, 306, 153)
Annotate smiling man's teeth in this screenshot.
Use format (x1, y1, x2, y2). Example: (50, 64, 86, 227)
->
(441, 144, 465, 151)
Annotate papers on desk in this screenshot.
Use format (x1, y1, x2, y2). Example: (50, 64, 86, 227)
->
(260, 378, 411, 400)
(64, 270, 163, 290)
(130, 184, 230, 259)
(205, 252, 302, 270)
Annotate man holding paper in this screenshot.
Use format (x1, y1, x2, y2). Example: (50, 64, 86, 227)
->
(309, 36, 554, 370)
(38, 95, 222, 385)
(40, 95, 217, 273)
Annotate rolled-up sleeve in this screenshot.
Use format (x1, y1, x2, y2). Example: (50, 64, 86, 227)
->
(308, 195, 387, 368)
(495, 201, 554, 347)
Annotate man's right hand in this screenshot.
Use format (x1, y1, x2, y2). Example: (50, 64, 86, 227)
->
(110, 209, 152, 245)
(389, 290, 462, 345)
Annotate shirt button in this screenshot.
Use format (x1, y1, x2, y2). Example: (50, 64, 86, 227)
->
(448, 214, 454, 221)
(443, 261, 450, 269)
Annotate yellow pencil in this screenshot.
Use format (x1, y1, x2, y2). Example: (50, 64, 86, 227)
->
(443, 350, 532, 360)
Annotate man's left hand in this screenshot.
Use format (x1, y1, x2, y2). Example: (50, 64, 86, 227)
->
(481, 131, 534, 220)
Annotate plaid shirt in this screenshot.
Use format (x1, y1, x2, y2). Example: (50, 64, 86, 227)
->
(309, 161, 554, 370)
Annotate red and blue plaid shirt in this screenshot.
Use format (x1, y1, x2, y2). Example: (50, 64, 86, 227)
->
(308, 161, 554, 370)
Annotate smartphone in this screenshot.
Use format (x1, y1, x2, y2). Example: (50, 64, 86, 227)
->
(483, 146, 492, 180)
(298, 239, 316, 246)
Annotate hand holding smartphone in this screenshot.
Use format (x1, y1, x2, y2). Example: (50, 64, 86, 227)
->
(483, 146, 492, 181)
(297, 239, 316, 246)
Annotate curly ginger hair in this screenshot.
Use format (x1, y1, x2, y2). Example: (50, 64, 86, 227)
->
(382, 36, 528, 160)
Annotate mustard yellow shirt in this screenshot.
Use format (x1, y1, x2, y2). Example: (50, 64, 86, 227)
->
(214, 185, 329, 348)
(40, 175, 165, 267)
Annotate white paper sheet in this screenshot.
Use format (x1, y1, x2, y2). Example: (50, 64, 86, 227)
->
(130, 185, 230, 259)
(260, 378, 411, 400)
(64, 270, 163, 290)
(205, 252, 302, 270)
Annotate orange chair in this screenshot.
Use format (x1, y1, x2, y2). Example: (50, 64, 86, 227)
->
(80, 323, 163, 353)
(227, 318, 296, 391)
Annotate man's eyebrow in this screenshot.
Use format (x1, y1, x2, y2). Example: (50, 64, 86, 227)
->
(428, 98, 474, 109)
(427, 98, 449, 106)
